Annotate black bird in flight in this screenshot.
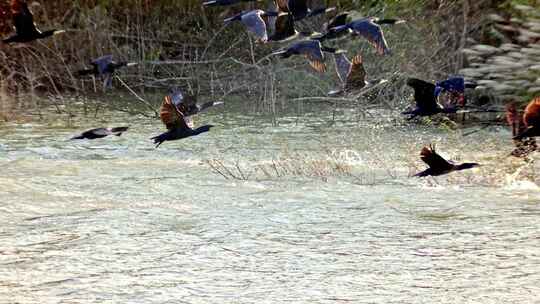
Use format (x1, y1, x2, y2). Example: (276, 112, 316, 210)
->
(274, 0, 335, 21)
(272, 39, 338, 73)
(414, 145, 479, 177)
(151, 91, 216, 148)
(77, 55, 137, 90)
(402, 78, 458, 119)
(2, 0, 65, 44)
(71, 127, 129, 140)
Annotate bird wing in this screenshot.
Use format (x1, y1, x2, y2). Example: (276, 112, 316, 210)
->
(91, 55, 114, 75)
(271, 13, 295, 40)
(350, 19, 390, 55)
(298, 40, 326, 73)
(346, 54, 367, 90)
(274, 0, 289, 12)
(159, 94, 191, 131)
(333, 52, 351, 84)
(12, 1, 39, 36)
(287, 0, 308, 15)
(326, 12, 349, 30)
(419, 145, 453, 171)
(242, 11, 268, 42)
(406, 78, 438, 110)
(524, 97, 540, 128)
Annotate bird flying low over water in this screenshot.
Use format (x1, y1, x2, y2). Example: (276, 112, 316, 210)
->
(402, 78, 458, 119)
(329, 51, 367, 95)
(151, 90, 216, 148)
(272, 39, 338, 73)
(2, 0, 65, 43)
(506, 102, 537, 157)
(274, 0, 335, 21)
(513, 97, 540, 140)
(70, 127, 129, 140)
(414, 145, 480, 177)
(203, 0, 259, 7)
(325, 17, 404, 55)
(77, 55, 137, 90)
(224, 10, 281, 43)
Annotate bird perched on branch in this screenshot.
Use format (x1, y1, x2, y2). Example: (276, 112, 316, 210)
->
(414, 144, 479, 177)
(70, 127, 129, 140)
(323, 17, 405, 55)
(151, 90, 217, 148)
(2, 0, 65, 44)
(202, 0, 259, 7)
(224, 10, 281, 43)
(514, 97, 540, 141)
(76, 55, 137, 90)
(506, 102, 537, 157)
(274, 0, 335, 21)
(402, 78, 458, 119)
(272, 39, 338, 73)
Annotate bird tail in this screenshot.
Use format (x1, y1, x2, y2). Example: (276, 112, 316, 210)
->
(193, 125, 214, 135)
(375, 19, 406, 25)
(150, 131, 171, 148)
(53, 30, 66, 36)
(327, 89, 344, 96)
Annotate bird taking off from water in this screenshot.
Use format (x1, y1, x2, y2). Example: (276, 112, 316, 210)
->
(402, 78, 458, 119)
(274, 0, 335, 21)
(70, 127, 129, 140)
(151, 90, 217, 148)
(414, 145, 479, 177)
(77, 55, 137, 90)
(272, 39, 338, 73)
(513, 97, 540, 141)
(203, 0, 259, 7)
(506, 102, 537, 157)
(2, 0, 65, 43)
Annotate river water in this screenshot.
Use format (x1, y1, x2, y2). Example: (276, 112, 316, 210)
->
(1, 105, 539, 303)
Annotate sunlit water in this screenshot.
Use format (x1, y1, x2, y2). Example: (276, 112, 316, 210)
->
(1, 105, 539, 303)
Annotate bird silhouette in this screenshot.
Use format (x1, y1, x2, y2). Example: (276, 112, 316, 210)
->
(274, 0, 334, 21)
(2, 0, 65, 44)
(71, 127, 129, 140)
(402, 78, 458, 119)
(77, 55, 137, 90)
(414, 144, 479, 177)
(151, 90, 216, 148)
(203, 0, 259, 7)
(272, 39, 337, 73)
(514, 97, 540, 140)
(506, 102, 537, 157)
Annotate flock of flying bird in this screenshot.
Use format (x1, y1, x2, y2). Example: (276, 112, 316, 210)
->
(1, 0, 539, 178)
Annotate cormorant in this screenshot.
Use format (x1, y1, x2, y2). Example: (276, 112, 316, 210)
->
(272, 39, 338, 73)
(402, 78, 458, 119)
(76, 55, 137, 90)
(151, 91, 216, 148)
(2, 0, 65, 44)
(414, 145, 479, 177)
(71, 127, 129, 140)
(274, 0, 335, 21)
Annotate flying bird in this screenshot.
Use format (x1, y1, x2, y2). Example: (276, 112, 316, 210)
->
(514, 97, 540, 140)
(203, 0, 259, 7)
(272, 39, 337, 73)
(151, 91, 216, 148)
(402, 78, 458, 119)
(506, 102, 537, 157)
(414, 145, 479, 177)
(329, 51, 367, 95)
(70, 127, 129, 140)
(327, 17, 404, 55)
(2, 0, 65, 43)
(274, 0, 335, 21)
(268, 13, 317, 42)
(224, 10, 280, 43)
(76, 55, 137, 90)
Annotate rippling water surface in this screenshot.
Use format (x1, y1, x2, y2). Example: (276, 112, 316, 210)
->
(1, 106, 539, 303)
